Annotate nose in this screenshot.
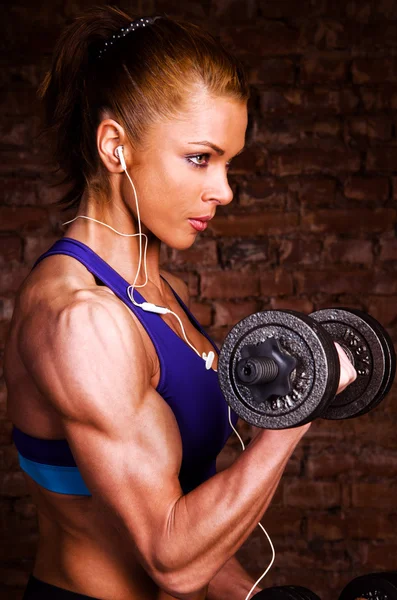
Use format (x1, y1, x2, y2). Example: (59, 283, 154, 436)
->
(203, 171, 234, 207)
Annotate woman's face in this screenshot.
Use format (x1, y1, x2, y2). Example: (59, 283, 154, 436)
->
(126, 89, 248, 250)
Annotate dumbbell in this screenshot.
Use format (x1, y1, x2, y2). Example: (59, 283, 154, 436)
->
(218, 308, 396, 429)
(339, 571, 397, 600)
(253, 584, 321, 599)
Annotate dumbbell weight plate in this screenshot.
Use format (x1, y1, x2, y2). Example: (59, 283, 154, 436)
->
(286, 586, 321, 600)
(341, 310, 396, 418)
(339, 573, 397, 600)
(218, 310, 340, 429)
(309, 309, 395, 420)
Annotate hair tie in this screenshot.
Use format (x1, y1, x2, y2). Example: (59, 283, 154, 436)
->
(98, 16, 161, 59)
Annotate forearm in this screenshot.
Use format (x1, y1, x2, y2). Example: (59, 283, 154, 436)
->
(207, 555, 262, 600)
(158, 427, 308, 593)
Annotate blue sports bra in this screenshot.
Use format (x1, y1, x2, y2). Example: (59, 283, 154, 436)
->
(12, 237, 238, 496)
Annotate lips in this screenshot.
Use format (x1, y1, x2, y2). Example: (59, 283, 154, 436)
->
(188, 219, 208, 232)
(190, 215, 213, 222)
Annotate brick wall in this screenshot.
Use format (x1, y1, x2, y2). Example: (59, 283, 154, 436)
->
(1, 1, 397, 599)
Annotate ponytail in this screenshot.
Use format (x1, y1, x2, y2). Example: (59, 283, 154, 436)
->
(38, 6, 133, 211)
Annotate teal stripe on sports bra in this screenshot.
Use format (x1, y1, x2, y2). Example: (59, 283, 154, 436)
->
(18, 453, 91, 496)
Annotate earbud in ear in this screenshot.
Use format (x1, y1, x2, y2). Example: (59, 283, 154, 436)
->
(115, 145, 127, 171)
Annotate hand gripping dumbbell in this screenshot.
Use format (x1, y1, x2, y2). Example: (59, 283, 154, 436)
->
(218, 308, 396, 429)
(253, 585, 321, 599)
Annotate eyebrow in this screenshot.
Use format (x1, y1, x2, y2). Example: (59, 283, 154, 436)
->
(188, 140, 245, 157)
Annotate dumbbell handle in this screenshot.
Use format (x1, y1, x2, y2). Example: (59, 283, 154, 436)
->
(236, 356, 279, 385)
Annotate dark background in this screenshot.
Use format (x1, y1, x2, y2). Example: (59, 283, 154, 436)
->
(1, 1, 397, 598)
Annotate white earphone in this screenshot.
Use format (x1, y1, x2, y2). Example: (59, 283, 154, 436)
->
(115, 145, 127, 171)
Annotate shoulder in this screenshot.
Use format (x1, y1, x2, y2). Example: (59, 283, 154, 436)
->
(160, 269, 190, 307)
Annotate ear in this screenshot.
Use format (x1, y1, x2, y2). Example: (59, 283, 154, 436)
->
(97, 118, 129, 173)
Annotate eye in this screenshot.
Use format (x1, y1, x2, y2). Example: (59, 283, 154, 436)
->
(186, 153, 233, 170)
(186, 153, 211, 168)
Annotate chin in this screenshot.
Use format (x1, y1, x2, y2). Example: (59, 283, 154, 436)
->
(165, 233, 198, 251)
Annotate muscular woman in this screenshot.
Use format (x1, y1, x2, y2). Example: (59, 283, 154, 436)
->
(4, 6, 356, 600)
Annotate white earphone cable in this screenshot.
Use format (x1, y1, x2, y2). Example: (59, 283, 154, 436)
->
(61, 147, 275, 597)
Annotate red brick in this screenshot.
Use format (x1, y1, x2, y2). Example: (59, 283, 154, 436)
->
(286, 446, 304, 476)
(270, 482, 284, 506)
(0, 236, 22, 264)
(274, 543, 349, 571)
(212, 0, 256, 21)
(380, 239, 397, 261)
(0, 266, 30, 294)
(190, 301, 212, 327)
(307, 512, 347, 541)
(301, 57, 348, 84)
(306, 448, 355, 479)
(207, 212, 299, 237)
(228, 147, 267, 175)
(296, 269, 397, 295)
(353, 58, 397, 84)
(249, 58, 295, 85)
(270, 297, 315, 313)
(2, 177, 38, 206)
(292, 177, 337, 206)
(170, 240, 218, 268)
(279, 239, 323, 265)
(239, 178, 291, 208)
(371, 271, 397, 294)
(201, 271, 260, 299)
(13, 497, 37, 520)
(23, 234, 59, 266)
(269, 150, 360, 177)
(0, 565, 30, 587)
(346, 117, 393, 143)
(0, 533, 37, 560)
(260, 88, 358, 117)
(220, 240, 270, 268)
(345, 509, 397, 540)
(213, 300, 259, 327)
(354, 445, 397, 478)
(0, 420, 13, 445)
(0, 445, 19, 471)
(0, 472, 27, 497)
(284, 480, 341, 508)
(373, 1, 397, 19)
(356, 20, 397, 48)
(258, 0, 317, 18)
(174, 272, 199, 296)
(311, 19, 350, 50)
(301, 209, 396, 234)
(362, 543, 397, 570)
(352, 483, 397, 509)
(220, 22, 304, 57)
(324, 239, 373, 265)
(367, 148, 397, 172)
(0, 320, 12, 345)
(361, 86, 397, 112)
(0, 206, 48, 233)
(260, 269, 294, 297)
(255, 118, 342, 150)
(368, 296, 397, 326)
(260, 506, 303, 538)
(344, 176, 389, 202)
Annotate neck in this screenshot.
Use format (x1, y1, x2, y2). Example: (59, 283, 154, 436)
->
(62, 199, 163, 290)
